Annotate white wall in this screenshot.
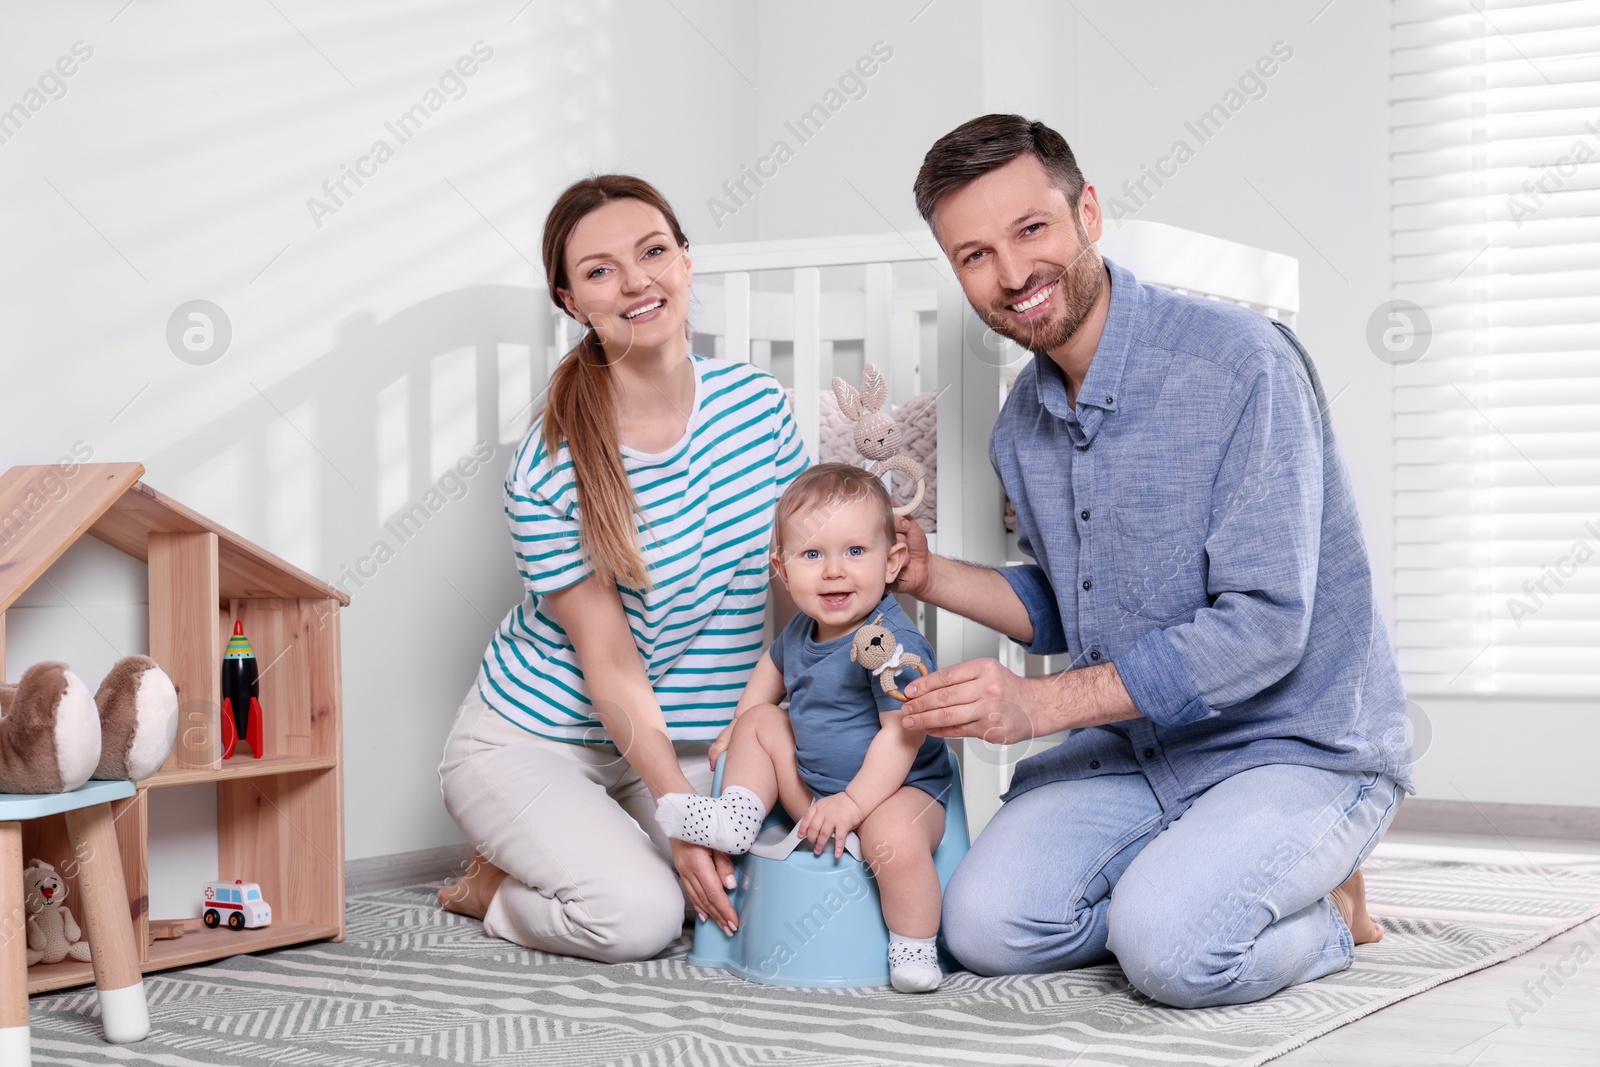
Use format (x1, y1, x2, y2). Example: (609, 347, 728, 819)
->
(1, 0, 760, 869)
(4, 0, 1591, 879)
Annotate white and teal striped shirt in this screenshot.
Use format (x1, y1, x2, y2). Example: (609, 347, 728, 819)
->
(477, 355, 810, 744)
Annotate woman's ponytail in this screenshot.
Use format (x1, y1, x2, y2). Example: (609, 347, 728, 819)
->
(542, 327, 650, 589)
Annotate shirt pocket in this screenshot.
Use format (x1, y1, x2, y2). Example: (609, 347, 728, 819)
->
(1115, 500, 1208, 624)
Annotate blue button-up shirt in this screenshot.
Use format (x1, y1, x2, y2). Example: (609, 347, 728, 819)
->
(992, 257, 1414, 816)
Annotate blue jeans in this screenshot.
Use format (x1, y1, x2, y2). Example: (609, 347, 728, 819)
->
(941, 763, 1403, 1008)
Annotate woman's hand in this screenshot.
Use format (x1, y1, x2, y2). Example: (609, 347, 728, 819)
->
(796, 793, 863, 859)
(707, 721, 735, 773)
(671, 838, 739, 936)
(889, 514, 932, 599)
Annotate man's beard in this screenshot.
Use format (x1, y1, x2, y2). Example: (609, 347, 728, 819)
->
(982, 232, 1105, 355)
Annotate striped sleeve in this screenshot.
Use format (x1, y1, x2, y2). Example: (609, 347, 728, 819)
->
(770, 384, 810, 492)
(504, 450, 593, 597)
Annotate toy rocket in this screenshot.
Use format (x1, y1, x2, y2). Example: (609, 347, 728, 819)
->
(221, 620, 265, 760)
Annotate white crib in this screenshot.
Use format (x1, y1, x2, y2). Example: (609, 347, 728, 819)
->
(571, 221, 1300, 836)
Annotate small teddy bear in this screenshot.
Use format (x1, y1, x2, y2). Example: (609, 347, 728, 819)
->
(832, 363, 926, 517)
(24, 858, 93, 966)
(850, 613, 929, 703)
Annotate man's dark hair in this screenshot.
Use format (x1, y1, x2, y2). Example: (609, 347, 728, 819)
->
(913, 114, 1085, 227)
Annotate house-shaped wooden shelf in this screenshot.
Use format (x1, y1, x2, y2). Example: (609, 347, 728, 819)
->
(0, 462, 348, 994)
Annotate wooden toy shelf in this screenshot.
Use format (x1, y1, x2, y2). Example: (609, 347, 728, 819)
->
(0, 463, 350, 995)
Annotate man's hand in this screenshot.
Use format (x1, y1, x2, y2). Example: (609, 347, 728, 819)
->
(671, 838, 738, 936)
(796, 793, 863, 859)
(899, 658, 1041, 742)
(888, 514, 933, 599)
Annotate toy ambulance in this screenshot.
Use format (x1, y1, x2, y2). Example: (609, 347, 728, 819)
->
(201, 879, 272, 931)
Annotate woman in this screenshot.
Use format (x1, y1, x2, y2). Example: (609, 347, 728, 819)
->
(436, 175, 808, 963)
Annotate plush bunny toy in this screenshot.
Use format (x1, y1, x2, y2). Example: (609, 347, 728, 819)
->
(831, 363, 926, 517)
(24, 858, 93, 966)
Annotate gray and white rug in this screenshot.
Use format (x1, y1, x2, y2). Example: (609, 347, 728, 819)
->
(27, 845, 1600, 1067)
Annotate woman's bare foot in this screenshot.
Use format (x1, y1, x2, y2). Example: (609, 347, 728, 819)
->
(1329, 868, 1383, 945)
(437, 853, 508, 921)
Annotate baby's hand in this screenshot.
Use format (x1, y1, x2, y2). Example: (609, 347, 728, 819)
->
(797, 793, 862, 858)
(708, 721, 736, 773)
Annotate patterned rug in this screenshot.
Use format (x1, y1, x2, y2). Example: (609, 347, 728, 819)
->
(27, 846, 1600, 1067)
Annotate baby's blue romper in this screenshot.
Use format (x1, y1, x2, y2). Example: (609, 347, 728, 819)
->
(769, 593, 954, 807)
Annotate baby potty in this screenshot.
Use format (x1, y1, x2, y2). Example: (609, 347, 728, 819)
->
(687, 746, 969, 987)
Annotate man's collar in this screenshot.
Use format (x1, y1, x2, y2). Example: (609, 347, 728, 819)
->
(1030, 255, 1139, 421)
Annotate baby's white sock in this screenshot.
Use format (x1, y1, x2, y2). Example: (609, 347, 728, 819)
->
(888, 931, 941, 993)
(655, 785, 768, 855)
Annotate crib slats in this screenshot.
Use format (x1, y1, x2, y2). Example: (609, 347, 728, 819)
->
(933, 272, 1008, 653)
(864, 262, 893, 398)
(550, 315, 571, 378)
(792, 267, 823, 457)
(723, 271, 751, 363)
(933, 272, 1011, 836)
(891, 310, 921, 406)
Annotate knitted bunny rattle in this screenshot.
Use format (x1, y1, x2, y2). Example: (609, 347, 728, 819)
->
(832, 363, 926, 517)
(850, 614, 928, 702)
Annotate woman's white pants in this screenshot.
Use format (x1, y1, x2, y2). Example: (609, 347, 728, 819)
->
(438, 685, 713, 963)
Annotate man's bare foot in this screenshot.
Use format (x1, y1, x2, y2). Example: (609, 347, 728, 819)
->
(437, 853, 508, 921)
(1329, 868, 1383, 945)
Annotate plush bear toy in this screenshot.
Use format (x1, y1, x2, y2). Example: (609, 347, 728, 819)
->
(850, 614, 929, 703)
(0, 655, 180, 794)
(24, 858, 93, 966)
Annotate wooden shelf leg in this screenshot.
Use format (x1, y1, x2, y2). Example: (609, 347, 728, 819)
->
(1, 821, 31, 1065)
(63, 805, 148, 1045)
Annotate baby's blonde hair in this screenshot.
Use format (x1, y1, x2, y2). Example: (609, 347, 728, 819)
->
(773, 463, 896, 558)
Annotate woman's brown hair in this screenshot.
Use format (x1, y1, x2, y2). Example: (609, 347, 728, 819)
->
(538, 175, 690, 590)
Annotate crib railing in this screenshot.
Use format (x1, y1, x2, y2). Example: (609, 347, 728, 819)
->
(689, 233, 957, 458)
(1097, 220, 1299, 328)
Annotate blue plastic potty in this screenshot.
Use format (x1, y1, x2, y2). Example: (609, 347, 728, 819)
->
(686, 746, 969, 987)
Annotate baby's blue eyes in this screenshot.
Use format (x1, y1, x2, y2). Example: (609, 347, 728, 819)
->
(801, 546, 866, 559)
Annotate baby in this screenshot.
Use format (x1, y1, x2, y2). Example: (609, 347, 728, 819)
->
(655, 462, 953, 992)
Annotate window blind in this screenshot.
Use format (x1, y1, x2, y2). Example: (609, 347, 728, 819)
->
(1391, 0, 1600, 697)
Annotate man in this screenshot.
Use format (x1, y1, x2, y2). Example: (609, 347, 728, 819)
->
(893, 114, 1414, 1008)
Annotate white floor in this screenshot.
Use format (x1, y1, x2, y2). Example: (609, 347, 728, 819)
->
(1275, 829, 1600, 1067)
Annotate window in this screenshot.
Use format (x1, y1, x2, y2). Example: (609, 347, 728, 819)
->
(1391, 0, 1600, 697)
